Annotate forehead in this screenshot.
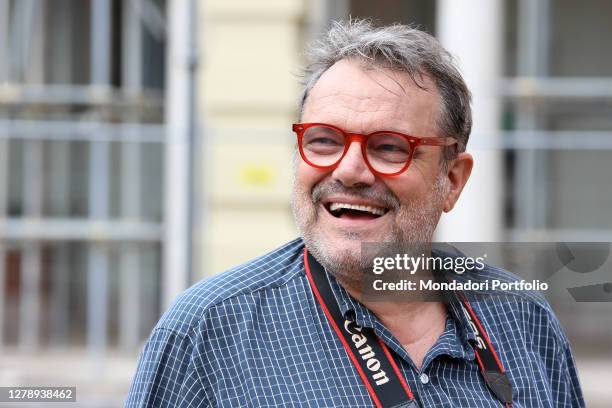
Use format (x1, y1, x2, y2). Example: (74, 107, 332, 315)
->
(302, 59, 441, 136)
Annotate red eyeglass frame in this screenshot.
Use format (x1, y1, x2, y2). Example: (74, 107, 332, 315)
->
(292, 122, 458, 177)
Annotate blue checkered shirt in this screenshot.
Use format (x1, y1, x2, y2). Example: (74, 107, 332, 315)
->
(126, 238, 584, 407)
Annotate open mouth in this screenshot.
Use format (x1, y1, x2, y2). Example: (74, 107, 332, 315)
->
(325, 202, 389, 220)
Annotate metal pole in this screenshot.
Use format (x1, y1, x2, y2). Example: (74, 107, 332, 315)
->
(163, 0, 196, 308)
(0, 218, 163, 241)
(48, 139, 71, 346)
(0, 0, 8, 83)
(20, 134, 43, 349)
(20, 135, 43, 350)
(48, 0, 73, 347)
(119, 0, 143, 351)
(435, 0, 504, 241)
(88, 0, 111, 372)
(515, 0, 551, 230)
(0, 135, 5, 351)
(0, 244, 4, 351)
(0, 119, 165, 142)
(18, 0, 45, 352)
(186, 0, 199, 294)
(307, 0, 348, 39)
(50, 0, 74, 84)
(326, 0, 349, 22)
(9, 0, 26, 81)
(0, 0, 8, 351)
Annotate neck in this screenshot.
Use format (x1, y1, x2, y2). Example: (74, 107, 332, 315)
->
(340, 279, 447, 369)
(343, 283, 446, 342)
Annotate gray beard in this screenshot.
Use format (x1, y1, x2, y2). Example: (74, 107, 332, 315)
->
(292, 174, 447, 289)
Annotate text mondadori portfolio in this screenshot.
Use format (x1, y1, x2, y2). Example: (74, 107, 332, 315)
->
(372, 279, 549, 292)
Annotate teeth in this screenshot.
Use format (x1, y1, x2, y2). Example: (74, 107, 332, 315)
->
(329, 202, 386, 216)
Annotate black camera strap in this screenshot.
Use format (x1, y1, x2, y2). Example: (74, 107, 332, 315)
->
(455, 291, 514, 407)
(304, 249, 513, 408)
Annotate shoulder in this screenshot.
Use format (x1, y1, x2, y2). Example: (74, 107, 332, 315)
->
(467, 263, 570, 348)
(431, 243, 570, 349)
(126, 240, 306, 406)
(154, 237, 306, 336)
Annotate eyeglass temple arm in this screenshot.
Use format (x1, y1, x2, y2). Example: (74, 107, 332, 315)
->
(419, 137, 458, 146)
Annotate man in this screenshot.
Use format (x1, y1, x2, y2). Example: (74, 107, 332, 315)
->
(126, 20, 584, 407)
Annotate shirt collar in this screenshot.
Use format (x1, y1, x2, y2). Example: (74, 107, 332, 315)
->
(325, 270, 377, 328)
(322, 264, 476, 362)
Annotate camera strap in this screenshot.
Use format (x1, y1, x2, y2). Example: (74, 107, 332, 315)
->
(304, 249, 513, 408)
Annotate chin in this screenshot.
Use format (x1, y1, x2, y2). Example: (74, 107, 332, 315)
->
(304, 228, 362, 272)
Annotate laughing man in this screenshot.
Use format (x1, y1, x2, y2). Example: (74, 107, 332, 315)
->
(126, 20, 584, 408)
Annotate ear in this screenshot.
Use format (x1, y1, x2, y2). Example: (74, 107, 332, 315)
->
(443, 152, 473, 213)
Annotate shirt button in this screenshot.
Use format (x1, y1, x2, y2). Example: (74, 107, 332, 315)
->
(420, 373, 429, 384)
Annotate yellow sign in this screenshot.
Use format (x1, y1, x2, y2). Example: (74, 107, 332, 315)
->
(238, 163, 275, 187)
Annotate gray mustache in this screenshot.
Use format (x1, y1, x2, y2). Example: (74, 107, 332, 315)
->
(311, 181, 400, 210)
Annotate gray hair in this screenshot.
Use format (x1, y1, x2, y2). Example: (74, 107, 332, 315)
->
(299, 19, 472, 159)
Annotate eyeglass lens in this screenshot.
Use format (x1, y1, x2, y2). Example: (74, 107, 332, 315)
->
(301, 125, 412, 174)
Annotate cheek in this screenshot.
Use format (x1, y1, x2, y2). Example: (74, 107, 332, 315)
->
(400, 155, 443, 188)
(384, 174, 429, 204)
(295, 163, 327, 194)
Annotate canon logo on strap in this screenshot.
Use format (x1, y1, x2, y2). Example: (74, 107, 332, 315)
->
(343, 319, 390, 386)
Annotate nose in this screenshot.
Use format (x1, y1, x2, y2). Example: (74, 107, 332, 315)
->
(331, 140, 376, 187)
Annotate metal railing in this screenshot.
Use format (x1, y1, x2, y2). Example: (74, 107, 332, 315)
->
(0, 0, 167, 359)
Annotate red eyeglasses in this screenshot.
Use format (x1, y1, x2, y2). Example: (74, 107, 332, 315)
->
(292, 123, 458, 176)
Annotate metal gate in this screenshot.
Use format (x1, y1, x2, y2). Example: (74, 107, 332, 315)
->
(0, 2, 188, 404)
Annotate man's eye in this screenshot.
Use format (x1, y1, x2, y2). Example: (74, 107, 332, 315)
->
(371, 142, 409, 155)
(375, 144, 406, 152)
(308, 137, 342, 146)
